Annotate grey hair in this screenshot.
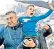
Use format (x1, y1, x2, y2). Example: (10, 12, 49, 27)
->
(6, 11, 16, 15)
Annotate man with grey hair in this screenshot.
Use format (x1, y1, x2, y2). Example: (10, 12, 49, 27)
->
(0, 11, 23, 49)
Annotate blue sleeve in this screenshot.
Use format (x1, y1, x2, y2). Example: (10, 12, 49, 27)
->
(0, 26, 4, 39)
(0, 26, 4, 45)
(36, 9, 53, 21)
(18, 17, 24, 23)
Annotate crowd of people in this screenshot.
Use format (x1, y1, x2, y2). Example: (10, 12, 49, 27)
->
(0, 1, 54, 49)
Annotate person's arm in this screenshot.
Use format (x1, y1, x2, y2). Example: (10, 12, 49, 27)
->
(43, 24, 52, 37)
(0, 26, 4, 46)
(48, 1, 54, 10)
(18, 17, 24, 23)
(36, 9, 53, 21)
(0, 38, 4, 46)
(33, 1, 53, 21)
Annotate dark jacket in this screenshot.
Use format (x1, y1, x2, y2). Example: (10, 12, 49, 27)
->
(0, 38, 4, 46)
(38, 24, 52, 49)
(43, 25, 52, 37)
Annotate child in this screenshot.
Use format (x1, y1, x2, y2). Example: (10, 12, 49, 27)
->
(18, 3, 53, 49)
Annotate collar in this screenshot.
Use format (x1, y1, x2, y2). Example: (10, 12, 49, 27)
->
(8, 23, 22, 30)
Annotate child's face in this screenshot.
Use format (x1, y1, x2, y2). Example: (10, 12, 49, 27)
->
(26, 6, 35, 17)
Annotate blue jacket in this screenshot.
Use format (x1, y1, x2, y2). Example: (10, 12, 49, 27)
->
(18, 9, 53, 37)
(0, 23, 23, 49)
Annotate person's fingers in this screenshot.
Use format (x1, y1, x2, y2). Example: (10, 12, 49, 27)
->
(23, 39, 29, 45)
(24, 39, 33, 45)
(24, 39, 28, 43)
(23, 39, 35, 47)
(23, 43, 28, 47)
(29, 40, 35, 47)
(28, 39, 33, 41)
(48, 2, 54, 10)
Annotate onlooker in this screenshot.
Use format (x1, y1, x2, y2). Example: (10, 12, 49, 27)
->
(38, 24, 52, 49)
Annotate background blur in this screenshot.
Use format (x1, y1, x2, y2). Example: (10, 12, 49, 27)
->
(0, 0, 54, 32)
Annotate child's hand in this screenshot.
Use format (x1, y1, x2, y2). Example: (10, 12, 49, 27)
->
(48, 2, 54, 10)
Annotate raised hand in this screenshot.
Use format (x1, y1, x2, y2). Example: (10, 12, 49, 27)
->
(48, 1, 54, 10)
